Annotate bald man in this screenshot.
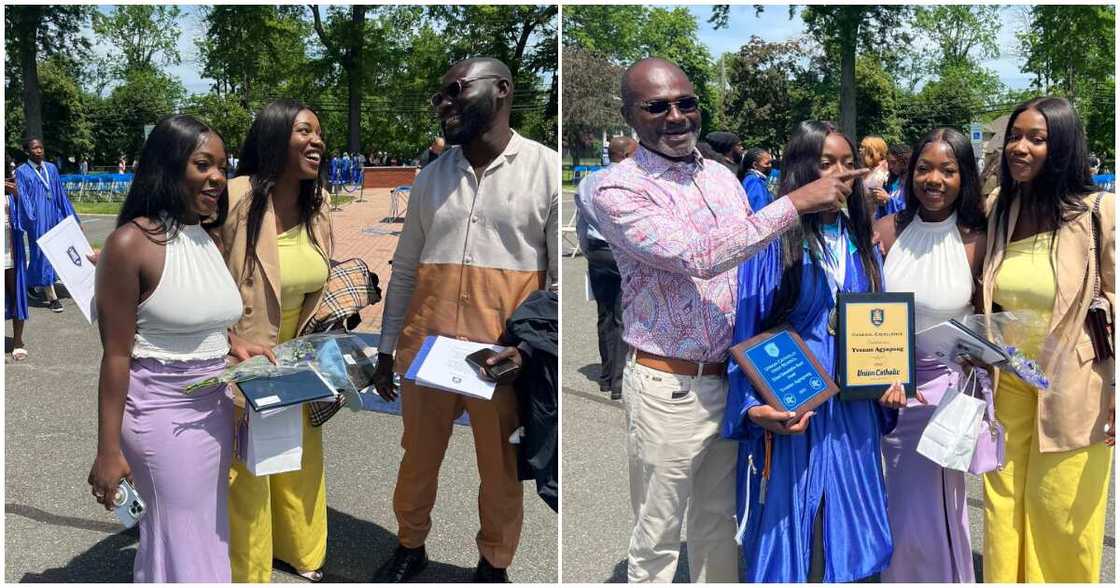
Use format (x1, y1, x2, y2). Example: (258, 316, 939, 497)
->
(372, 56, 558, 583)
(574, 135, 637, 400)
(590, 57, 851, 582)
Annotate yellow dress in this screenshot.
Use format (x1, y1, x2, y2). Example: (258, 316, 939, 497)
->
(229, 224, 330, 581)
(984, 232, 1113, 582)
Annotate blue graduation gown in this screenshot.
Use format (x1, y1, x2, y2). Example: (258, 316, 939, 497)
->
(874, 179, 907, 219)
(6, 192, 30, 320)
(741, 171, 773, 213)
(14, 162, 78, 287)
(722, 220, 898, 583)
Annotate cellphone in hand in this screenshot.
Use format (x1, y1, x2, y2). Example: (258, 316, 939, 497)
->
(113, 479, 146, 528)
(465, 348, 520, 385)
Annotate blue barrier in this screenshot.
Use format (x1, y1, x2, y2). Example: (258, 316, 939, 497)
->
(1093, 174, 1114, 192)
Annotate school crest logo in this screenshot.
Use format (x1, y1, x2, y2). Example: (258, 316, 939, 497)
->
(764, 343, 780, 358)
(809, 377, 823, 391)
(784, 394, 797, 406)
(66, 245, 81, 267)
(870, 308, 885, 327)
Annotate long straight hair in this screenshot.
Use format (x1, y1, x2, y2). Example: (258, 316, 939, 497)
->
(117, 114, 228, 241)
(235, 99, 326, 277)
(896, 127, 987, 234)
(992, 96, 1096, 242)
(761, 121, 881, 331)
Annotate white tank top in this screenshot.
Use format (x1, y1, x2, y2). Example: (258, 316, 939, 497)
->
(883, 212, 974, 332)
(132, 222, 243, 361)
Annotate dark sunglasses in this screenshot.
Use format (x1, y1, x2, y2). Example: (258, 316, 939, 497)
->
(637, 95, 700, 115)
(430, 75, 506, 108)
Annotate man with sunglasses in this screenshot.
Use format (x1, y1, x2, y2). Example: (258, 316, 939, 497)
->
(372, 56, 558, 584)
(590, 57, 866, 583)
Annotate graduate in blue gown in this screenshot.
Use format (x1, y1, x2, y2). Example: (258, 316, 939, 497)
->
(5, 161, 30, 358)
(14, 138, 78, 312)
(722, 121, 905, 583)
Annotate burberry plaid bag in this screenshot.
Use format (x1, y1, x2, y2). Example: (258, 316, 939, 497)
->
(301, 258, 382, 426)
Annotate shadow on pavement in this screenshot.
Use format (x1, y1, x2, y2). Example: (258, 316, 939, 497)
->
(577, 363, 599, 384)
(10, 505, 473, 583)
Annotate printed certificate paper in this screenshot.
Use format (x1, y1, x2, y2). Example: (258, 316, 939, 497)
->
(35, 215, 95, 323)
(836, 292, 917, 400)
(405, 335, 503, 400)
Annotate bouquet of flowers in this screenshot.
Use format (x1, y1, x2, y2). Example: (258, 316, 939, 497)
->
(961, 311, 1051, 391)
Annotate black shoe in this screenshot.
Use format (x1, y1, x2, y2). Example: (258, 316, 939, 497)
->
(27, 288, 42, 301)
(610, 388, 622, 401)
(372, 544, 428, 583)
(599, 384, 611, 393)
(472, 557, 510, 583)
(48, 299, 63, 313)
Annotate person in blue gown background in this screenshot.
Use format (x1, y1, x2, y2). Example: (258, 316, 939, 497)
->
(738, 147, 775, 212)
(13, 138, 78, 313)
(5, 156, 30, 359)
(722, 121, 906, 582)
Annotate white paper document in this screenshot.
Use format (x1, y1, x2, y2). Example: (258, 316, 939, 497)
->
(35, 215, 95, 323)
(411, 336, 502, 400)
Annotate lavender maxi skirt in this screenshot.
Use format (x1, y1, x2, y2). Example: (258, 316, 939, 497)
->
(880, 360, 976, 583)
(121, 357, 233, 582)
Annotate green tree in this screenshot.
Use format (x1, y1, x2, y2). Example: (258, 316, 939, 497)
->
(91, 68, 186, 164)
(4, 5, 93, 143)
(723, 36, 817, 154)
(92, 5, 183, 76)
(561, 45, 626, 164)
(180, 93, 253, 157)
(1018, 5, 1115, 159)
(197, 6, 310, 110)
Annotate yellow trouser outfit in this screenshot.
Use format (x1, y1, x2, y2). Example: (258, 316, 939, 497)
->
(982, 373, 1113, 582)
(230, 225, 329, 581)
(984, 233, 1113, 582)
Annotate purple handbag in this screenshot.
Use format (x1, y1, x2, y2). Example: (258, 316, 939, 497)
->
(968, 367, 1005, 475)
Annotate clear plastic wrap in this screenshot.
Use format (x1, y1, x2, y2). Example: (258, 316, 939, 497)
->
(961, 311, 1051, 390)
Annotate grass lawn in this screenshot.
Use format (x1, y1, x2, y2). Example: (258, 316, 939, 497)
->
(76, 193, 357, 217)
(73, 201, 123, 216)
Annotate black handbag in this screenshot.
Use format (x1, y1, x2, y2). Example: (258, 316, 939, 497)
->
(1086, 192, 1113, 362)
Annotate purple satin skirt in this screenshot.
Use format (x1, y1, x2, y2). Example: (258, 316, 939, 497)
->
(121, 357, 233, 582)
(881, 360, 976, 582)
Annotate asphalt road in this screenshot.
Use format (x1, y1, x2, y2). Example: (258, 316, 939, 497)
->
(4, 217, 557, 583)
(559, 187, 1114, 582)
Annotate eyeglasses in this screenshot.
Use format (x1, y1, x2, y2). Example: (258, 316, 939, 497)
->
(636, 95, 700, 115)
(430, 75, 506, 108)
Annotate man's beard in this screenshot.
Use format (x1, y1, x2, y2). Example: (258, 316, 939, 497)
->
(442, 98, 495, 146)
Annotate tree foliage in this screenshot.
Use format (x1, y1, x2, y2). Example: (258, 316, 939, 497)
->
(92, 5, 183, 76)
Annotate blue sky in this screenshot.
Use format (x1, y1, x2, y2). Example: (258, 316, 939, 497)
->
(688, 4, 1034, 90)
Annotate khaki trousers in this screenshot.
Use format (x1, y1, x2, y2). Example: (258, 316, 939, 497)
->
(393, 381, 524, 567)
(623, 353, 739, 582)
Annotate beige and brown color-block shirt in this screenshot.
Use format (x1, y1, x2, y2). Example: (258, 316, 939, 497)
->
(380, 131, 558, 370)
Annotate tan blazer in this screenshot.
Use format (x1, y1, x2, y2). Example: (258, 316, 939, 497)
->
(217, 176, 334, 346)
(981, 191, 1115, 452)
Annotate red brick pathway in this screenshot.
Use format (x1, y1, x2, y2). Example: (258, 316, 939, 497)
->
(328, 187, 404, 333)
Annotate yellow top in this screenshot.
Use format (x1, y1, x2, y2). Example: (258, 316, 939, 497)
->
(276, 224, 329, 342)
(993, 232, 1056, 358)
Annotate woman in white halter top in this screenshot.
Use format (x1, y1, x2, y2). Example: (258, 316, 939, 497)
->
(86, 115, 272, 582)
(874, 128, 989, 583)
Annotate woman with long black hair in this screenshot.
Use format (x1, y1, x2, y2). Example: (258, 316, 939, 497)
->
(86, 114, 260, 581)
(722, 121, 905, 582)
(979, 96, 1114, 582)
(220, 99, 333, 582)
(875, 127, 988, 582)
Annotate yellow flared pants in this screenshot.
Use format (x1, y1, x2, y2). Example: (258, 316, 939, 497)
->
(229, 404, 328, 582)
(982, 373, 1113, 582)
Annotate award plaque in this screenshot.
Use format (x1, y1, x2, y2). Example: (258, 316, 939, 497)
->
(730, 325, 839, 418)
(836, 291, 917, 400)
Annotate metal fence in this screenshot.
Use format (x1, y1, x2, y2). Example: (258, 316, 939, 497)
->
(60, 173, 134, 202)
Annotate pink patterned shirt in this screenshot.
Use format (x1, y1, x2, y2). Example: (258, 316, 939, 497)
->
(591, 145, 798, 362)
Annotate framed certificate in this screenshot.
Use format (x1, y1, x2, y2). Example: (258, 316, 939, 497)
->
(730, 325, 839, 418)
(836, 291, 917, 400)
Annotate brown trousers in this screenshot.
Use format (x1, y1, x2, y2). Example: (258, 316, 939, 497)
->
(393, 381, 524, 567)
